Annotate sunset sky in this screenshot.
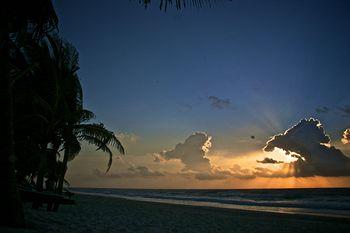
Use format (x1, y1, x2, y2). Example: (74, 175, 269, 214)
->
(55, 0, 350, 189)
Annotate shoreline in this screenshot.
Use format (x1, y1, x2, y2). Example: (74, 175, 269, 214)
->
(74, 191, 350, 220)
(2, 193, 350, 233)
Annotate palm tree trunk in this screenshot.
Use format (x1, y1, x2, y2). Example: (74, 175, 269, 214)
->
(0, 72, 25, 227)
(36, 143, 48, 192)
(32, 143, 48, 209)
(50, 141, 61, 189)
(56, 148, 69, 194)
(52, 148, 69, 211)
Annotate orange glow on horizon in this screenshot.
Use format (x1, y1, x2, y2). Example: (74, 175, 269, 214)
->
(206, 149, 350, 189)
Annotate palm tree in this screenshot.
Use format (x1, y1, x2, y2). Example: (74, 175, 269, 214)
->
(13, 34, 125, 211)
(0, 0, 58, 227)
(45, 36, 125, 195)
(27, 34, 125, 194)
(56, 113, 125, 196)
(25, 34, 125, 191)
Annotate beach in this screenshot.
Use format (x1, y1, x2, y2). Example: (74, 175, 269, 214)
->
(2, 194, 350, 233)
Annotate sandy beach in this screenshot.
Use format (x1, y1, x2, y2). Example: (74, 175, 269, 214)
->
(1, 194, 350, 233)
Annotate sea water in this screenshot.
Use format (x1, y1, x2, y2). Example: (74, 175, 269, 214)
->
(70, 187, 350, 218)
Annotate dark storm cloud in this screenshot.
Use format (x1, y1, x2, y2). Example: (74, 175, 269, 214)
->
(207, 96, 232, 110)
(158, 132, 212, 172)
(315, 106, 330, 114)
(257, 157, 284, 164)
(264, 118, 350, 177)
(94, 166, 164, 178)
(342, 128, 350, 144)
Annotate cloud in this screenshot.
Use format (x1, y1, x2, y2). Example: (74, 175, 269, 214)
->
(127, 166, 164, 177)
(207, 96, 232, 110)
(253, 167, 292, 178)
(178, 103, 193, 112)
(156, 124, 349, 180)
(263, 118, 350, 177)
(194, 165, 256, 180)
(338, 105, 350, 117)
(257, 157, 284, 164)
(115, 132, 139, 145)
(156, 132, 273, 180)
(315, 106, 330, 114)
(157, 132, 256, 180)
(290, 153, 305, 160)
(342, 129, 350, 144)
(158, 132, 212, 172)
(153, 154, 166, 163)
(194, 172, 227, 180)
(224, 165, 256, 179)
(94, 166, 164, 179)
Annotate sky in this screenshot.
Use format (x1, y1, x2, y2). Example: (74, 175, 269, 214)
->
(55, 0, 350, 189)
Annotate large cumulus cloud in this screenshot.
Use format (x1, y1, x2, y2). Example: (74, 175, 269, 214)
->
(159, 132, 212, 172)
(264, 118, 350, 177)
(157, 132, 257, 180)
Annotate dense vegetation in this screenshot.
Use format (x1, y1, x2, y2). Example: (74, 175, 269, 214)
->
(0, 0, 125, 227)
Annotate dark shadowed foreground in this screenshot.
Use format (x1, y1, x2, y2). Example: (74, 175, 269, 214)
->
(2, 194, 350, 233)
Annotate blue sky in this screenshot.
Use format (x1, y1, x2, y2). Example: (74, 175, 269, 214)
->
(55, 0, 350, 158)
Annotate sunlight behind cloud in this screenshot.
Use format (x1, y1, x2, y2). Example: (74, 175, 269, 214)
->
(264, 148, 299, 163)
(209, 148, 298, 171)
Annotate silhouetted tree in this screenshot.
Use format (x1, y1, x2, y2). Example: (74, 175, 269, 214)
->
(13, 34, 124, 209)
(0, 0, 58, 227)
(49, 36, 125, 193)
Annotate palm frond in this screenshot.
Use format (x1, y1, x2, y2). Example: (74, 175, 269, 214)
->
(78, 134, 114, 172)
(76, 123, 124, 154)
(108, 133, 125, 155)
(139, 0, 226, 11)
(63, 179, 70, 187)
(3, 0, 58, 39)
(63, 136, 81, 161)
(78, 109, 96, 123)
(76, 123, 125, 172)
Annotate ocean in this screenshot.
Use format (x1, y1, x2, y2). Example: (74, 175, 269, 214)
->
(70, 187, 350, 218)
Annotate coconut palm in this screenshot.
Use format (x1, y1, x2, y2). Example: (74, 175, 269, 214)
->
(25, 35, 125, 194)
(13, 34, 125, 211)
(0, 0, 58, 227)
(56, 112, 125, 196)
(9, 35, 124, 217)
